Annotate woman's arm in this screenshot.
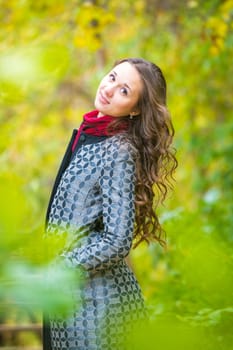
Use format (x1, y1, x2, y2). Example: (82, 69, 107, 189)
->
(62, 143, 136, 271)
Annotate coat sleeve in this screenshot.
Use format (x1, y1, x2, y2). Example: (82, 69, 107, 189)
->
(62, 144, 136, 271)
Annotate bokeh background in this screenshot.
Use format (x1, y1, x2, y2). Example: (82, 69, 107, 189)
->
(0, 0, 232, 349)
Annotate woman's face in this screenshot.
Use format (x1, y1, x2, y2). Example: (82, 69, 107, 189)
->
(94, 62, 142, 118)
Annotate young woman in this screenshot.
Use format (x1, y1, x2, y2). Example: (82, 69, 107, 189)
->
(43, 58, 177, 350)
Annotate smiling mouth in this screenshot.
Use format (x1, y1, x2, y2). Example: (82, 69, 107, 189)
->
(99, 91, 110, 104)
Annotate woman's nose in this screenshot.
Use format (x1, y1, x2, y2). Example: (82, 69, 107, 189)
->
(104, 85, 115, 97)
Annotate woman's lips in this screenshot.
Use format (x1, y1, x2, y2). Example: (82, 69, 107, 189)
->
(99, 91, 110, 105)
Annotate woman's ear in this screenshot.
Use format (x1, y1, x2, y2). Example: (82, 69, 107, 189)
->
(130, 110, 140, 116)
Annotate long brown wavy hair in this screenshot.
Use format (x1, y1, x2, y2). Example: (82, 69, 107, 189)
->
(108, 58, 177, 247)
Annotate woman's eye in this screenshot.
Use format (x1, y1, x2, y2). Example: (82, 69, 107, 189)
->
(109, 73, 115, 81)
(120, 87, 128, 95)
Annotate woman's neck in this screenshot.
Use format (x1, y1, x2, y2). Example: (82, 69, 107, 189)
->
(96, 111, 104, 118)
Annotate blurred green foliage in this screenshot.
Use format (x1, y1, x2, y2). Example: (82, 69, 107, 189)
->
(0, 0, 232, 348)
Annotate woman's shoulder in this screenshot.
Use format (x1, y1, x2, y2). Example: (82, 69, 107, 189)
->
(101, 134, 136, 162)
(104, 134, 136, 157)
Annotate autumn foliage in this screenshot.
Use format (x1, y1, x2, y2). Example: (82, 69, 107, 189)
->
(0, 0, 232, 348)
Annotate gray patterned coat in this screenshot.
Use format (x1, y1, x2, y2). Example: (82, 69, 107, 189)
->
(44, 130, 145, 350)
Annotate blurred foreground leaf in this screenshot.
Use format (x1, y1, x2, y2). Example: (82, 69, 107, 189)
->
(0, 174, 81, 315)
(0, 44, 70, 103)
(1, 261, 82, 315)
(128, 313, 233, 350)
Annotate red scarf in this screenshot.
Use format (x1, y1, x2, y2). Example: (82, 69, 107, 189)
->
(72, 110, 128, 152)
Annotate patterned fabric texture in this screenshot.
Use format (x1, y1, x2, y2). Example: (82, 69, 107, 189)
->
(45, 133, 146, 350)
